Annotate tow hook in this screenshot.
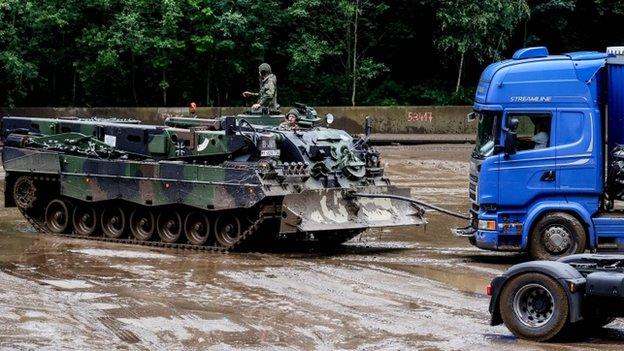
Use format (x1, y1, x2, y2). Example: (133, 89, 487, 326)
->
(452, 226, 477, 237)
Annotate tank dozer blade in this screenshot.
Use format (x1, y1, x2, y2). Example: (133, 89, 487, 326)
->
(279, 186, 425, 233)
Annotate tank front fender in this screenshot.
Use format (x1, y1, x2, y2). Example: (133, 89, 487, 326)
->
(521, 202, 595, 250)
(489, 261, 586, 325)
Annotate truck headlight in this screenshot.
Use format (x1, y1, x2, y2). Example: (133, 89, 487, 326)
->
(478, 220, 496, 231)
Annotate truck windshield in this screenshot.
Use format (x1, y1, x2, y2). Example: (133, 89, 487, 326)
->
(473, 111, 499, 158)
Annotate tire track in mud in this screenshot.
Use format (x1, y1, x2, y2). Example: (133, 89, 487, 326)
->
(2, 145, 624, 350)
(0, 250, 263, 350)
(219, 256, 624, 351)
(0, 270, 128, 349)
(220, 259, 509, 350)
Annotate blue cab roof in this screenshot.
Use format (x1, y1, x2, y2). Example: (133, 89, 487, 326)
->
(474, 47, 610, 109)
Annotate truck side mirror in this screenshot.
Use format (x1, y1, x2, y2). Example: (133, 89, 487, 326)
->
(503, 118, 519, 159)
(508, 117, 519, 132)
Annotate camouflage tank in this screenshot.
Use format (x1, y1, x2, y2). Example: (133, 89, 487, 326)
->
(0, 105, 424, 251)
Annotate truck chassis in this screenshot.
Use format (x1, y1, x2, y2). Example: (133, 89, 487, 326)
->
(488, 254, 624, 341)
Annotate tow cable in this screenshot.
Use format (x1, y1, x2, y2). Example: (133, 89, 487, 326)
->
(348, 192, 471, 220)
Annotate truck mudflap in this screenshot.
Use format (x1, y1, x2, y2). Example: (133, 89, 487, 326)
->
(279, 186, 425, 233)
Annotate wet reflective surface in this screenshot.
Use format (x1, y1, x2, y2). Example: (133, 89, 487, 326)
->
(0, 144, 622, 350)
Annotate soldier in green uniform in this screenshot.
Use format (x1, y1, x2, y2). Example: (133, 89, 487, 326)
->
(279, 109, 300, 130)
(242, 63, 278, 111)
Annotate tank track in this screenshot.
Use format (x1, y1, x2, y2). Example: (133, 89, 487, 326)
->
(14, 175, 274, 253)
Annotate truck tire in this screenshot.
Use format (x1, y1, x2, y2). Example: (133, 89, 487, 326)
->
(499, 273, 569, 342)
(529, 212, 586, 260)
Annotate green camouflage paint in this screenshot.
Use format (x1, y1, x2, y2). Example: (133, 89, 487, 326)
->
(0, 107, 424, 245)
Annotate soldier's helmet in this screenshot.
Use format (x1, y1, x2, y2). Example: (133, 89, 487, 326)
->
(286, 108, 299, 120)
(258, 63, 272, 75)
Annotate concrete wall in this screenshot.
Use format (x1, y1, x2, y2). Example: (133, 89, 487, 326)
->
(0, 106, 475, 135)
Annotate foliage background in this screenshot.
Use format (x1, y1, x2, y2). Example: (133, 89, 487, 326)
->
(1, 0, 622, 107)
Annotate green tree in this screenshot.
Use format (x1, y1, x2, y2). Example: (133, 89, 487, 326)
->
(594, 0, 624, 15)
(285, 0, 388, 106)
(0, 0, 79, 106)
(189, 0, 279, 106)
(112, 0, 153, 105)
(0, 1, 38, 107)
(522, 0, 575, 50)
(189, 0, 214, 105)
(153, 0, 184, 106)
(6, 0, 624, 107)
(436, 0, 530, 93)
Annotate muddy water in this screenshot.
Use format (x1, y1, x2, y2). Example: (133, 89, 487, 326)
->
(0, 144, 622, 350)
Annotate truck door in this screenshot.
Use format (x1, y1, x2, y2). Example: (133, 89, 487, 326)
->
(498, 110, 557, 207)
(555, 108, 601, 197)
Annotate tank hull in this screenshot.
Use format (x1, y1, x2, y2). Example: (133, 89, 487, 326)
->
(1, 109, 424, 250)
(3, 147, 422, 239)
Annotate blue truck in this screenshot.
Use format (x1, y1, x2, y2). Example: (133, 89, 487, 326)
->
(461, 46, 624, 260)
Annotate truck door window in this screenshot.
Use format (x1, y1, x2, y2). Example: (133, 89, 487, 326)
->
(509, 113, 552, 152)
(557, 111, 584, 146)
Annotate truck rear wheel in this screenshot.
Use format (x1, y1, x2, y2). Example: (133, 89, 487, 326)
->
(500, 273, 569, 342)
(529, 213, 586, 260)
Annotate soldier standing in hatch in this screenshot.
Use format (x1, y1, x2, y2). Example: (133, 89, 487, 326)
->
(242, 63, 278, 111)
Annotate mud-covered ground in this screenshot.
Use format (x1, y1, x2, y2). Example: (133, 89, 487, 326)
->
(0, 144, 622, 350)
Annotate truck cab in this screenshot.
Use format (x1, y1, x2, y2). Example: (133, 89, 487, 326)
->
(464, 46, 624, 260)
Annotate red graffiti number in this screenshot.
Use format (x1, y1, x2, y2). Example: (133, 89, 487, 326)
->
(407, 111, 433, 122)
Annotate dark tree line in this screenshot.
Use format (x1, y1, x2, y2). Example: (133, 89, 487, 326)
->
(1, 0, 623, 107)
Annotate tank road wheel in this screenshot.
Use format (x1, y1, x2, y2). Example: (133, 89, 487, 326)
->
(157, 211, 182, 243)
(529, 213, 586, 260)
(499, 273, 569, 342)
(101, 207, 126, 238)
(13, 176, 37, 209)
(214, 213, 242, 247)
(130, 208, 155, 241)
(45, 199, 72, 233)
(184, 212, 210, 245)
(73, 204, 98, 236)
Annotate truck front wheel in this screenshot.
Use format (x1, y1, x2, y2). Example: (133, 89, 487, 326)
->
(500, 273, 569, 341)
(529, 213, 586, 260)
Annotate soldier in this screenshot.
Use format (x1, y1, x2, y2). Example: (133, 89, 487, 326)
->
(189, 102, 198, 118)
(279, 109, 300, 130)
(242, 63, 278, 111)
